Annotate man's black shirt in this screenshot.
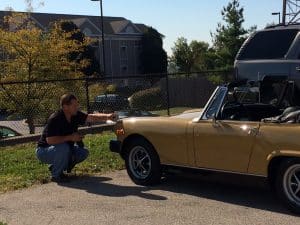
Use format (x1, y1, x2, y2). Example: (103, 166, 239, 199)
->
(38, 110, 88, 147)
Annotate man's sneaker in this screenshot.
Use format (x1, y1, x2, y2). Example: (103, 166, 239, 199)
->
(66, 162, 76, 173)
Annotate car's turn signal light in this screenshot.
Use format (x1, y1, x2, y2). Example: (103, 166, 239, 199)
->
(116, 128, 125, 135)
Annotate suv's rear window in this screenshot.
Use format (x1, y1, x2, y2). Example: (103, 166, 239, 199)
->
(237, 29, 299, 60)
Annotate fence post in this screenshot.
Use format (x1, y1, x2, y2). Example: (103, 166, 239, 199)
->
(85, 77, 90, 113)
(166, 74, 170, 116)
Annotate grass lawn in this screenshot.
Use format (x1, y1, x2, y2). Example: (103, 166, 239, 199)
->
(152, 107, 194, 116)
(0, 132, 124, 193)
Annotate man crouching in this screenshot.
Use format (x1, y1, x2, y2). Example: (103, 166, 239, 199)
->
(36, 94, 116, 183)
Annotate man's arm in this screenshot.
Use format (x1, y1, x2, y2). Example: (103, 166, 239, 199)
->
(86, 113, 116, 123)
(46, 133, 83, 145)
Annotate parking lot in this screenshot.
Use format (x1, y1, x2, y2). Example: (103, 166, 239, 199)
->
(0, 170, 299, 225)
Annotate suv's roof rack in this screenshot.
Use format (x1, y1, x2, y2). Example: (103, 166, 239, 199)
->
(265, 23, 300, 29)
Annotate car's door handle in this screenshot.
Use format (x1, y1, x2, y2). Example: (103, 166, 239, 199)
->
(296, 67, 300, 72)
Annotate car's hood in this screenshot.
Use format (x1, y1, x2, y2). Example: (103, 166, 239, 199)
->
(119, 109, 202, 123)
(172, 109, 202, 120)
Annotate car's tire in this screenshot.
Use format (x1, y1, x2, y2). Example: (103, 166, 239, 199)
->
(275, 158, 300, 214)
(124, 138, 161, 186)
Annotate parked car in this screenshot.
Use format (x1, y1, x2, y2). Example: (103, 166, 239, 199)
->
(0, 125, 21, 138)
(235, 24, 300, 83)
(110, 78, 300, 214)
(90, 94, 129, 112)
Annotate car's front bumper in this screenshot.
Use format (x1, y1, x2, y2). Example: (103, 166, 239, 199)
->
(109, 140, 122, 154)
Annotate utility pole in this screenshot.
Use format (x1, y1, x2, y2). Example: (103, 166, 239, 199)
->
(91, 0, 106, 76)
(283, 0, 287, 24)
(282, 0, 300, 24)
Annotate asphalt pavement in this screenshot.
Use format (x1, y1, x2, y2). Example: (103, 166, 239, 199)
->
(0, 170, 299, 225)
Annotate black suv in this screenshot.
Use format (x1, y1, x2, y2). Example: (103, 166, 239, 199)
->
(235, 25, 300, 82)
(90, 94, 129, 112)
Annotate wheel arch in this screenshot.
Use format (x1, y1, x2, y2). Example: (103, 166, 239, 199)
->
(268, 156, 296, 186)
(120, 134, 157, 159)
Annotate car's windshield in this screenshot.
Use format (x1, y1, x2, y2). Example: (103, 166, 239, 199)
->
(202, 87, 227, 120)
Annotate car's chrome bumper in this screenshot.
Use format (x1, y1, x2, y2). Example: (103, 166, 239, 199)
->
(109, 140, 122, 153)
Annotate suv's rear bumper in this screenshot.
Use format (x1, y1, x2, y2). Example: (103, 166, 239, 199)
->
(109, 140, 122, 153)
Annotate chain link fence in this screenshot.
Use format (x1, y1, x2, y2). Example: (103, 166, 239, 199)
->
(0, 70, 233, 140)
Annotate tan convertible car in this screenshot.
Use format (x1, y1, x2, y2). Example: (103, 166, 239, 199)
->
(110, 78, 300, 213)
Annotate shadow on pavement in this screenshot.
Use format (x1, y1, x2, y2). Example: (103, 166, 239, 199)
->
(60, 171, 295, 216)
(59, 176, 167, 201)
(159, 172, 294, 216)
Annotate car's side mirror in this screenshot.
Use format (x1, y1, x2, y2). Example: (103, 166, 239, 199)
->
(212, 115, 217, 124)
(212, 115, 221, 127)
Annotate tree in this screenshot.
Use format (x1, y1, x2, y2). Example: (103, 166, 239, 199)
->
(169, 37, 210, 74)
(24, 0, 44, 12)
(140, 27, 168, 74)
(56, 20, 100, 77)
(0, 13, 90, 133)
(211, 0, 256, 69)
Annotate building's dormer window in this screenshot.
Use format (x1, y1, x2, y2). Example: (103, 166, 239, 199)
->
(83, 28, 92, 36)
(125, 26, 135, 33)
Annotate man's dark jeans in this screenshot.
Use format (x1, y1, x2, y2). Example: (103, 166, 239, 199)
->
(36, 143, 89, 178)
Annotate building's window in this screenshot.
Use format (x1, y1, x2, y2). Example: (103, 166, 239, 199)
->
(237, 29, 299, 60)
(120, 46, 128, 59)
(122, 79, 129, 87)
(134, 45, 142, 51)
(125, 26, 135, 33)
(121, 65, 128, 73)
(91, 38, 99, 47)
(135, 79, 143, 86)
(121, 40, 127, 45)
(83, 28, 92, 36)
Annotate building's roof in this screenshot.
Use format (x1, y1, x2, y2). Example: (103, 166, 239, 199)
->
(110, 20, 129, 33)
(0, 11, 147, 36)
(135, 23, 148, 33)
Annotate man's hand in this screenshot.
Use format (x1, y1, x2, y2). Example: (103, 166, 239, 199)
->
(107, 113, 118, 121)
(86, 112, 118, 123)
(70, 133, 84, 142)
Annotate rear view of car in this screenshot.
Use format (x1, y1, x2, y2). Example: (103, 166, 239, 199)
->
(235, 25, 300, 82)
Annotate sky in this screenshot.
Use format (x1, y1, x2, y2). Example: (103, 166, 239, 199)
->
(0, 0, 283, 55)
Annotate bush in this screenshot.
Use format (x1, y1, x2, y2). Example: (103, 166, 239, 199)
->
(129, 87, 164, 110)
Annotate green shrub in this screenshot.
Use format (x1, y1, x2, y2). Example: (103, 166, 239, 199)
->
(129, 87, 164, 110)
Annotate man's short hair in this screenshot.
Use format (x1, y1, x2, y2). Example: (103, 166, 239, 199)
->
(60, 94, 77, 107)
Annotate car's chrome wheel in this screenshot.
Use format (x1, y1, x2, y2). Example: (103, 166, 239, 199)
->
(276, 159, 300, 214)
(124, 138, 161, 186)
(128, 146, 152, 179)
(283, 164, 300, 206)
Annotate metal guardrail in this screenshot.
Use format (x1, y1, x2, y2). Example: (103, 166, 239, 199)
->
(0, 124, 115, 147)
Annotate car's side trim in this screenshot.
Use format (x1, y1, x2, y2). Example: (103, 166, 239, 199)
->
(162, 163, 267, 178)
(267, 150, 300, 161)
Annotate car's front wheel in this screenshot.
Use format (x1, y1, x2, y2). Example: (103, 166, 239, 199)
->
(124, 139, 161, 186)
(276, 158, 300, 214)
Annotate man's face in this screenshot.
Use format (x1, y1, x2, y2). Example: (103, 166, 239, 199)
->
(64, 99, 79, 116)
